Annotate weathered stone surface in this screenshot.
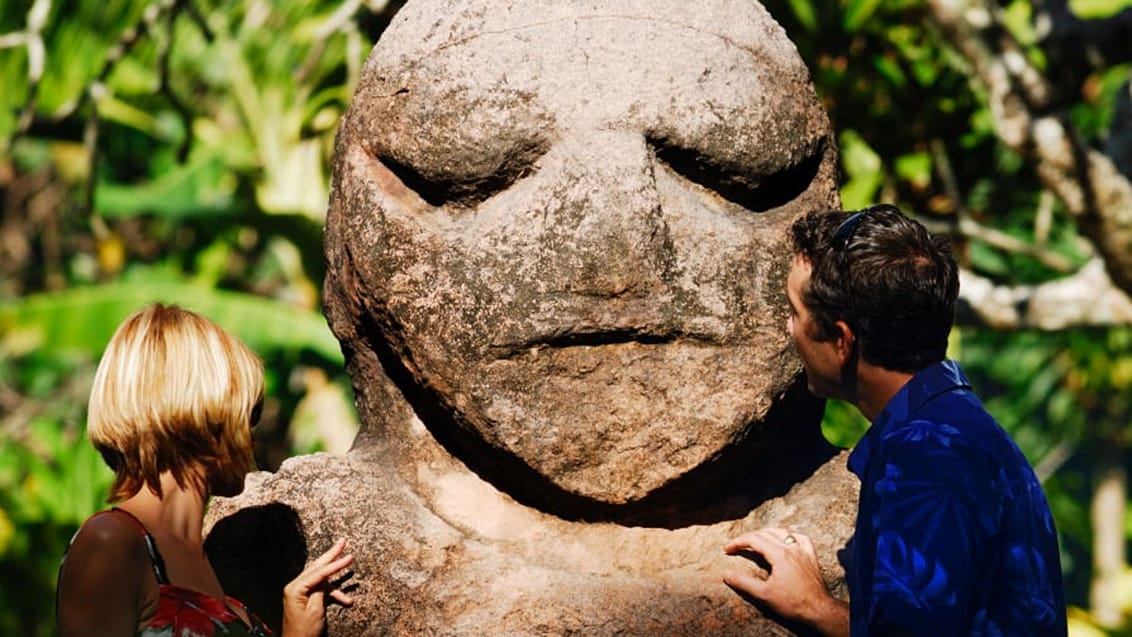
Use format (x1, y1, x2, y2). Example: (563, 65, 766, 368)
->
(205, 1, 858, 634)
(207, 440, 857, 636)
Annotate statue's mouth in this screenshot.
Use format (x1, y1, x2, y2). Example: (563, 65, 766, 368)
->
(488, 324, 726, 360)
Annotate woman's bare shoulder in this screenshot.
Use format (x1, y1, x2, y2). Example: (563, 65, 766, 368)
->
(66, 510, 149, 563)
(58, 511, 157, 637)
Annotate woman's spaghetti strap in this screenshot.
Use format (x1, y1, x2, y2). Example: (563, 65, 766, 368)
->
(102, 508, 171, 586)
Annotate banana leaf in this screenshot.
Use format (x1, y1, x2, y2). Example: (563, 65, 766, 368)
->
(0, 282, 342, 363)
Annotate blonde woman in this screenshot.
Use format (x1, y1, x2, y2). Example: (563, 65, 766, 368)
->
(56, 303, 353, 637)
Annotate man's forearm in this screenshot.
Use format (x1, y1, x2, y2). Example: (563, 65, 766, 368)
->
(806, 595, 849, 637)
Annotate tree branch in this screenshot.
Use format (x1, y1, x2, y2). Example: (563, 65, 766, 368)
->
(926, 137, 1080, 272)
(927, 0, 1132, 299)
(956, 258, 1132, 329)
(3, 0, 52, 156)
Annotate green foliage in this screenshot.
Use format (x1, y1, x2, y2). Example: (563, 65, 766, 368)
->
(957, 325, 1132, 618)
(1071, 0, 1132, 19)
(838, 129, 884, 208)
(0, 350, 111, 637)
(766, 0, 996, 220)
(1, 280, 343, 363)
(0, 1, 381, 631)
(820, 399, 869, 449)
(96, 150, 237, 219)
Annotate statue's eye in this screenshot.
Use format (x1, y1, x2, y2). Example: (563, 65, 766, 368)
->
(371, 86, 553, 209)
(379, 148, 544, 208)
(649, 137, 826, 213)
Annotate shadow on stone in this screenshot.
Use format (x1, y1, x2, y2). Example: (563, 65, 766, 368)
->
(205, 502, 308, 632)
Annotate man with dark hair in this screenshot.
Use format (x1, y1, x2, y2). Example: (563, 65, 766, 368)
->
(724, 205, 1067, 636)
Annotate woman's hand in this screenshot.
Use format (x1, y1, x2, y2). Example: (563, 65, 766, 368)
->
(281, 538, 355, 637)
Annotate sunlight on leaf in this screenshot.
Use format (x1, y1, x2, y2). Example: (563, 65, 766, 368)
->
(838, 129, 883, 208)
(94, 94, 163, 137)
(785, 0, 819, 32)
(843, 0, 883, 31)
(0, 282, 342, 364)
(0, 510, 12, 556)
(894, 152, 933, 190)
(1067, 606, 1110, 636)
(1069, 0, 1132, 19)
(96, 151, 238, 218)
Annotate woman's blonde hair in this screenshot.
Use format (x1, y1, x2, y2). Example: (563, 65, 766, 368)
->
(87, 303, 264, 502)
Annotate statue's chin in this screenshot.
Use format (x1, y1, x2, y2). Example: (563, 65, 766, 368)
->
(418, 341, 786, 505)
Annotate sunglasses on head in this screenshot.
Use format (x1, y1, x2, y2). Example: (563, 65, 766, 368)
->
(831, 204, 900, 251)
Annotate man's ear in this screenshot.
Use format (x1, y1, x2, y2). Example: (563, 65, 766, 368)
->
(833, 320, 856, 363)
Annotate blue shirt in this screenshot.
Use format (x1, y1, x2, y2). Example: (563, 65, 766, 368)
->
(846, 360, 1067, 636)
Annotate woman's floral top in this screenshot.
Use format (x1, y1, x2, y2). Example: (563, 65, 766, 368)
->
(143, 584, 270, 637)
(846, 360, 1067, 636)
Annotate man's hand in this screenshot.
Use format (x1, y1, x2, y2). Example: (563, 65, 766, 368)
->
(723, 527, 848, 637)
(282, 538, 355, 637)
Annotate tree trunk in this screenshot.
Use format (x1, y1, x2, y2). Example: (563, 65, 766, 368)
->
(1090, 446, 1127, 627)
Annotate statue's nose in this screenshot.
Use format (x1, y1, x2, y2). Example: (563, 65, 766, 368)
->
(533, 131, 674, 299)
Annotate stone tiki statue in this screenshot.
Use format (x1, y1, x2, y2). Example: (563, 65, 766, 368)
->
(204, 1, 859, 634)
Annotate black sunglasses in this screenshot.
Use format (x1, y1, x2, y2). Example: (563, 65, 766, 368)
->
(831, 210, 868, 251)
(831, 204, 900, 251)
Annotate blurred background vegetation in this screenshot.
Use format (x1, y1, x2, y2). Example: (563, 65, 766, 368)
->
(1, 0, 1131, 634)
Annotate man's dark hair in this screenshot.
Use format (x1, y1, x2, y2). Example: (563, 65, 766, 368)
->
(789, 204, 959, 373)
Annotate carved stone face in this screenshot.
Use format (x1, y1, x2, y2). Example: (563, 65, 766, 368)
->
(329, 0, 840, 505)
